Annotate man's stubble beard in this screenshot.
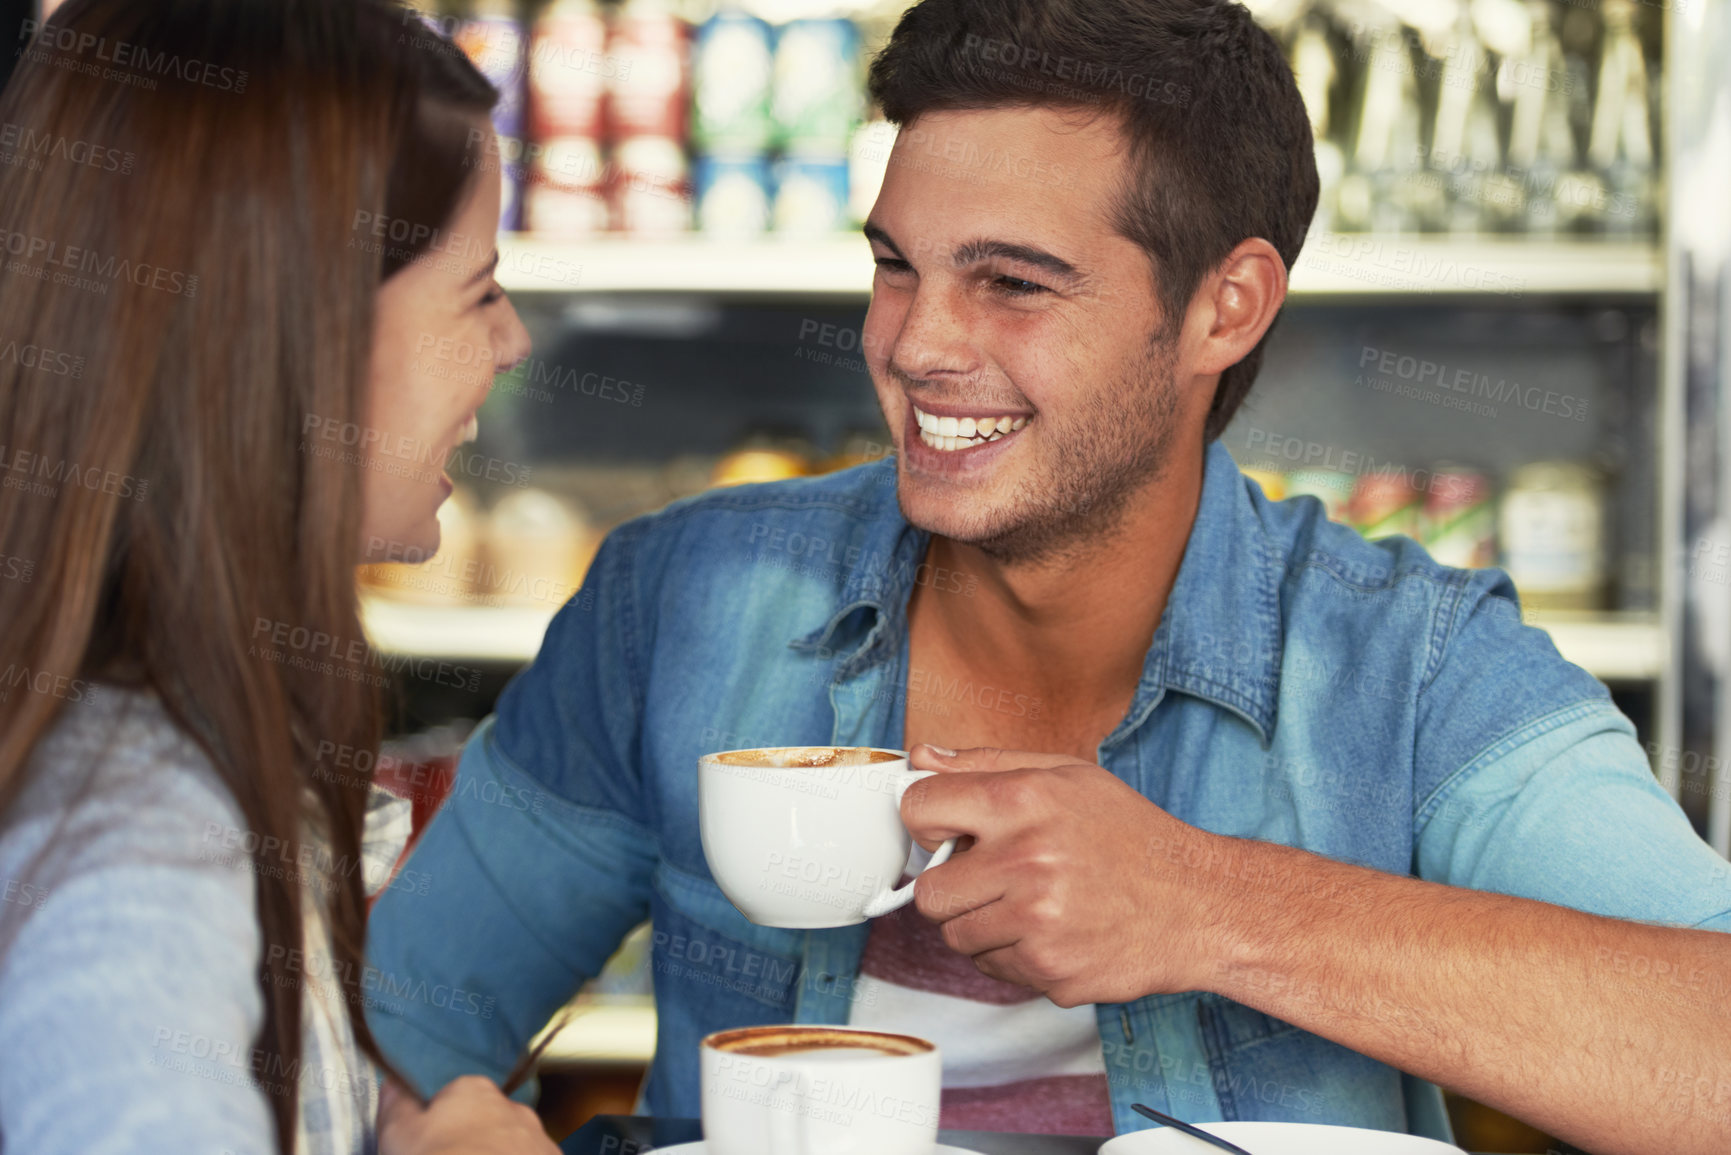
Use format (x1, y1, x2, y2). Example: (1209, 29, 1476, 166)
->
(897, 333, 1183, 568)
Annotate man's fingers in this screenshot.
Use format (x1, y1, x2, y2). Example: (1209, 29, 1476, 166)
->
(909, 745, 1077, 775)
(932, 897, 1020, 959)
(901, 769, 990, 844)
(903, 762, 1077, 845)
(913, 855, 1005, 926)
(969, 942, 1031, 990)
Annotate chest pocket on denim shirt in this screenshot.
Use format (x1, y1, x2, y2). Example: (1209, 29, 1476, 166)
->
(650, 859, 805, 1012)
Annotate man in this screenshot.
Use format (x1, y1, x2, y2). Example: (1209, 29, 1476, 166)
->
(366, 1, 1731, 1150)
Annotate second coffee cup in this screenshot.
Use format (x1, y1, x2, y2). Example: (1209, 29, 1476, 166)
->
(701, 1024, 942, 1155)
(698, 746, 956, 928)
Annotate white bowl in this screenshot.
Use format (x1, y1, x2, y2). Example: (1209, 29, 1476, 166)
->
(1099, 1121, 1465, 1154)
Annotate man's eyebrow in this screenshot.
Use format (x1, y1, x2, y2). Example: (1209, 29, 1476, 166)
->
(953, 238, 1082, 283)
(862, 222, 903, 258)
(465, 249, 500, 286)
(864, 225, 1088, 286)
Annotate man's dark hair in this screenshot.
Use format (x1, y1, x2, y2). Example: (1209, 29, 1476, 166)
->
(868, 0, 1318, 442)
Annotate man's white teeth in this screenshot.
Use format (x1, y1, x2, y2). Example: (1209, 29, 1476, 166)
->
(912, 405, 1029, 452)
(459, 414, 479, 444)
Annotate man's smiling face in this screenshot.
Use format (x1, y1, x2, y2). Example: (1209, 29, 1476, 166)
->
(864, 105, 1198, 563)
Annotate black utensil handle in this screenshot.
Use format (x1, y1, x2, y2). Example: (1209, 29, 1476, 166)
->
(1130, 1102, 1258, 1155)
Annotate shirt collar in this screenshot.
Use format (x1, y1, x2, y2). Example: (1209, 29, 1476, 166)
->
(789, 460, 927, 675)
(793, 444, 1285, 740)
(1142, 441, 1284, 742)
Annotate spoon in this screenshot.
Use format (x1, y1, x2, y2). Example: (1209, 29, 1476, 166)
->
(1131, 1103, 1259, 1155)
(499, 1004, 581, 1096)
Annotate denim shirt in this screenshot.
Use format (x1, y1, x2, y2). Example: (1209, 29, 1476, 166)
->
(366, 443, 1731, 1140)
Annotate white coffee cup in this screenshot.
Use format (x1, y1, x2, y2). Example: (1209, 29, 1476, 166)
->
(698, 746, 957, 928)
(701, 1024, 942, 1155)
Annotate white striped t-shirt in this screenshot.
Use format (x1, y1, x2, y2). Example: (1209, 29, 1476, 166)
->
(846, 868, 1112, 1136)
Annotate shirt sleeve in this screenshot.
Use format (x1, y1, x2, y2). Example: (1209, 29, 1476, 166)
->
(1413, 578, 1731, 931)
(364, 527, 660, 1100)
(0, 778, 274, 1154)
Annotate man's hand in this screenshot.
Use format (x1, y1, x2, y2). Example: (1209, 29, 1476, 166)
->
(901, 743, 1235, 1007)
(378, 1075, 559, 1155)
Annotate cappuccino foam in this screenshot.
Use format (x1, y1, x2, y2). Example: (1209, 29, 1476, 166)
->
(713, 746, 901, 769)
(707, 1026, 931, 1058)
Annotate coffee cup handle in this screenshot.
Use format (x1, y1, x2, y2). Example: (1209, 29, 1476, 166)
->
(861, 836, 956, 918)
(862, 771, 957, 918)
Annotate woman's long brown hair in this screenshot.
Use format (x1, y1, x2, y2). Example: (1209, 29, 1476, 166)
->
(0, 2, 495, 1149)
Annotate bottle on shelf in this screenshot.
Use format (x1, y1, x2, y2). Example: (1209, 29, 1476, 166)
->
(1585, 0, 1657, 237)
(1496, 0, 1577, 237)
(1336, 9, 1424, 234)
(1289, 14, 1345, 234)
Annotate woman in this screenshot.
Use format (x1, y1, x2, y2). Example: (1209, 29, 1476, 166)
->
(0, 2, 555, 1152)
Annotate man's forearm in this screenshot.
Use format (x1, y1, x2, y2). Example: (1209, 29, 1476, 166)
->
(1201, 836, 1731, 1155)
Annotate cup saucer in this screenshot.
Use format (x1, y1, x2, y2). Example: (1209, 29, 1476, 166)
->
(650, 1144, 986, 1154)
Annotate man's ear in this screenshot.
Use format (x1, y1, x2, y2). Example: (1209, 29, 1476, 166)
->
(1184, 238, 1288, 379)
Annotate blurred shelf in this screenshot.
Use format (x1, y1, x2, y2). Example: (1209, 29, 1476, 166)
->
(534, 999, 658, 1066)
(360, 595, 558, 664)
(1289, 236, 1662, 297)
(362, 595, 1665, 682)
(1524, 612, 1667, 683)
(497, 234, 875, 296)
(495, 234, 1661, 298)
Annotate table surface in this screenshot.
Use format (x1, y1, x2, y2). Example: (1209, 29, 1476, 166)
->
(558, 1115, 1540, 1155)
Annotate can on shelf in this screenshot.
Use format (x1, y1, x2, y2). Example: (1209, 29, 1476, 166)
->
(605, 0, 688, 142)
(528, 0, 607, 142)
(525, 137, 610, 239)
(771, 18, 864, 157)
(694, 154, 771, 238)
(772, 156, 850, 236)
(614, 136, 691, 237)
(1348, 470, 1422, 541)
(691, 11, 774, 154)
(1420, 463, 1497, 569)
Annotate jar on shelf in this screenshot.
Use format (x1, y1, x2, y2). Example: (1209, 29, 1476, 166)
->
(1499, 461, 1607, 611)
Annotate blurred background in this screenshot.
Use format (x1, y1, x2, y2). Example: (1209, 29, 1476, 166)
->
(24, 0, 1730, 1148)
